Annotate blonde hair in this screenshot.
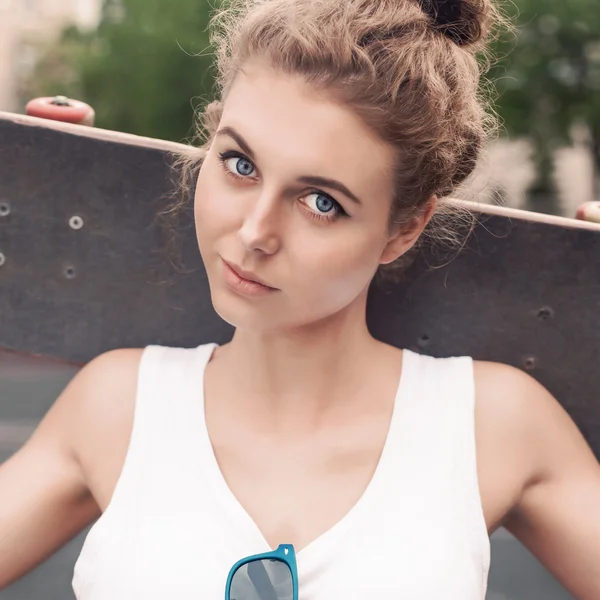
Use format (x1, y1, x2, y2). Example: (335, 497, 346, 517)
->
(166, 0, 512, 281)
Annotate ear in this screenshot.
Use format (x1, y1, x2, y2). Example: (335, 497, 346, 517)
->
(379, 196, 437, 265)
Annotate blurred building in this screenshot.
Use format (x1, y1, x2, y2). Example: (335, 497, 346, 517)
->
(0, 0, 101, 112)
(461, 128, 597, 216)
(0, 0, 595, 214)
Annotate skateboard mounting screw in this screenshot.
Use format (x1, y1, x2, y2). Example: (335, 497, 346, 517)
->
(0, 253, 5, 267)
(537, 306, 554, 321)
(417, 334, 431, 348)
(524, 356, 536, 371)
(69, 215, 84, 230)
(0, 202, 10, 217)
(51, 95, 72, 107)
(64, 265, 77, 279)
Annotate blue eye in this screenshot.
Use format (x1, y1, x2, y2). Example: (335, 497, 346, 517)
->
(230, 156, 255, 176)
(306, 193, 335, 214)
(218, 151, 257, 178)
(218, 150, 348, 223)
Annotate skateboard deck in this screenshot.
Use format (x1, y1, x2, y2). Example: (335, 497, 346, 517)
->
(1, 110, 600, 457)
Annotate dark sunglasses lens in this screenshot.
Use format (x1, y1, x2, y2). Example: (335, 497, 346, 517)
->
(229, 558, 293, 600)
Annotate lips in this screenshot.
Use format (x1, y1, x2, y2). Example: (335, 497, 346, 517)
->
(222, 259, 276, 289)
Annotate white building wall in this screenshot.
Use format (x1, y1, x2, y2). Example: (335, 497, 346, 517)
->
(0, 0, 101, 112)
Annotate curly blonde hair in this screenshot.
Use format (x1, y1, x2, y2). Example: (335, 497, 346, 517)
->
(166, 0, 512, 281)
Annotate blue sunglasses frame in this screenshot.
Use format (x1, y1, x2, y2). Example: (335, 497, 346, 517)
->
(225, 544, 298, 600)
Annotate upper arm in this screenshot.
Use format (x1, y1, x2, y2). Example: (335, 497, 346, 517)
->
(476, 362, 600, 600)
(0, 348, 142, 590)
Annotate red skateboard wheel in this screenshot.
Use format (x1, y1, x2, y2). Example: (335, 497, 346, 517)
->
(25, 96, 95, 126)
(576, 201, 600, 224)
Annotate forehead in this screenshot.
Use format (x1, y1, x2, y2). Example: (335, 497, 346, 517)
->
(219, 61, 395, 187)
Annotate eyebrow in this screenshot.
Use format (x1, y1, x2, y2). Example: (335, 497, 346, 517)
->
(215, 126, 363, 205)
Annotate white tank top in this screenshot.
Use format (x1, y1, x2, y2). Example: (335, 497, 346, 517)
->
(72, 343, 490, 599)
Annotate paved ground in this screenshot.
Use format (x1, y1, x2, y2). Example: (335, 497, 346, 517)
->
(0, 354, 574, 600)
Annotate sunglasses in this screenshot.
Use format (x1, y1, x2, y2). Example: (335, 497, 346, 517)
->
(225, 544, 299, 600)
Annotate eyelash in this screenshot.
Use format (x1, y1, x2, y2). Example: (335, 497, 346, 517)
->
(217, 150, 348, 223)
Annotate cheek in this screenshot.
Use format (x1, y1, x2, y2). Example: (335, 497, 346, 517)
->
(294, 233, 382, 306)
(195, 163, 218, 225)
(194, 161, 236, 248)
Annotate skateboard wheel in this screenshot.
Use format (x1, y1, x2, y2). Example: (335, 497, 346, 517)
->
(576, 201, 600, 224)
(25, 96, 95, 126)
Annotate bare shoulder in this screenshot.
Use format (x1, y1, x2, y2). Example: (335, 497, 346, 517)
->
(59, 348, 145, 509)
(57, 348, 143, 438)
(0, 348, 144, 588)
(28, 347, 143, 452)
(472, 359, 550, 432)
(472, 361, 600, 597)
(471, 359, 587, 475)
(471, 360, 598, 530)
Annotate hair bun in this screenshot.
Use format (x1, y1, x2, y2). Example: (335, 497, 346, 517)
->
(418, 0, 490, 47)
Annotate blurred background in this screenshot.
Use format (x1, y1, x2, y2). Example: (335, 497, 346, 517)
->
(0, 0, 599, 599)
(1, 0, 599, 215)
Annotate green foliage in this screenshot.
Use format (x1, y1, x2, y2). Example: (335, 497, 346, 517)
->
(23, 0, 216, 143)
(23, 0, 600, 196)
(490, 0, 600, 193)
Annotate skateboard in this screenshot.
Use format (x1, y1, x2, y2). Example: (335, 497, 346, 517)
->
(1, 108, 600, 458)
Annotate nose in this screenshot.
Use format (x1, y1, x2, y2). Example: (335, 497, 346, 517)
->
(238, 188, 283, 255)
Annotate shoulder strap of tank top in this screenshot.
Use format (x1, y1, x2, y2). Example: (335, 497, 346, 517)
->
(134, 342, 218, 447)
(391, 350, 481, 494)
(385, 350, 474, 458)
(387, 350, 490, 577)
(105, 343, 218, 512)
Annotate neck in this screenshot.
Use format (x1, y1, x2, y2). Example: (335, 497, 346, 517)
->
(211, 291, 382, 424)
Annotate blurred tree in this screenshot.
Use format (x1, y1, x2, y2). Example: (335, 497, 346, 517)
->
(20, 0, 216, 143)
(22, 0, 600, 201)
(490, 0, 600, 201)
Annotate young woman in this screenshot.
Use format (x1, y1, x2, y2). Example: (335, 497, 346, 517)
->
(1, 0, 600, 598)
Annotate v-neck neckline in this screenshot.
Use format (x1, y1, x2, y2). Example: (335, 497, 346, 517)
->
(193, 342, 413, 562)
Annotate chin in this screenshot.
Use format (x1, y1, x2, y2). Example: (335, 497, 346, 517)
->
(208, 285, 280, 332)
